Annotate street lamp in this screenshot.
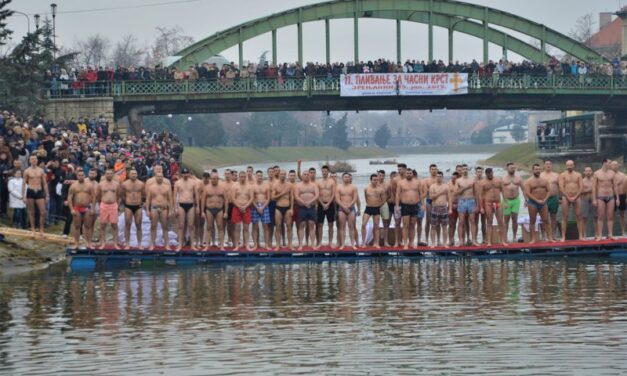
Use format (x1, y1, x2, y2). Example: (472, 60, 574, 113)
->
(12, 11, 30, 33)
(34, 14, 40, 30)
(50, 3, 57, 58)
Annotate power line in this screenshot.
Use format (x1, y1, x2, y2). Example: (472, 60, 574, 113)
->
(27, 0, 210, 16)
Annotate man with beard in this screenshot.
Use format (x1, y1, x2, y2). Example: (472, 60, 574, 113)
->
(523, 164, 553, 244)
(67, 168, 96, 249)
(540, 160, 560, 241)
(295, 170, 320, 250)
(121, 169, 144, 249)
(558, 160, 583, 241)
(478, 168, 506, 247)
(455, 164, 480, 246)
(362, 174, 386, 248)
(501, 163, 523, 243)
(96, 168, 122, 249)
(201, 171, 228, 250)
(396, 168, 423, 250)
(316, 165, 337, 248)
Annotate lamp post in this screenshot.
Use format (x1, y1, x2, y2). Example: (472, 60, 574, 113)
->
(50, 3, 57, 59)
(11, 11, 30, 33)
(34, 14, 40, 30)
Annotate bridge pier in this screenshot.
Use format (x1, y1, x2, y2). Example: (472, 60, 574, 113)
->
(127, 105, 156, 137)
(44, 97, 120, 134)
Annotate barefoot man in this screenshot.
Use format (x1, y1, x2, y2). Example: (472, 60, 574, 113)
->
(201, 171, 228, 250)
(146, 172, 173, 251)
(67, 168, 96, 249)
(592, 159, 617, 240)
(502, 163, 523, 243)
(541, 160, 560, 241)
(379, 170, 392, 247)
(479, 168, 506, 246)
(336, 173, 357, 250)
(580, 166, 595, 238)
(610, 161, 626, 235)
(231, 171, 254, 251)
(390, 164, 407, 246)
(558, 160, 583, 241)
(173, 168, 198, 251)
(429, 171, 451, 248)
(294, 170, 319, 250)
(396, 168, 423, 250)
(96, 168, 122, 249)
(455, 164, 480, 246)
(361, 174, 386, 248)
(23, 155, 49, 237)
(448, 172, 460, 246)
(251, 170, 271, 250)
(272, 169, 294, 250)
(121, 168, 144, 249)
(523, 164, 553, 244)
(316, 165, 337, 248)
(423, 164, 438, 245)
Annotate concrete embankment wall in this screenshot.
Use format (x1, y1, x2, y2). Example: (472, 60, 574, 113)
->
(44, 98, 119, 133)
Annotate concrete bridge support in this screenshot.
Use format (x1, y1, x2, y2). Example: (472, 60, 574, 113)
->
(44, 97, 118, 133)
(127, 105, 156, 136)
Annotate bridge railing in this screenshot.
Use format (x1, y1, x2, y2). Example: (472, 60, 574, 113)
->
(42, 74, 627, 99)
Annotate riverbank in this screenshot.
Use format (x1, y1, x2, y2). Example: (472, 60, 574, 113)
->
(183, 146, 396, 173)
(482, 143, 541, 171)
(0, 233, 67, 278)
(394, 144, 509, 155)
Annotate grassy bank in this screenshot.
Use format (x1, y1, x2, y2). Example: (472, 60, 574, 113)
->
(482, 143, 541, 170)
(183, 146, 396, 173)
(394, 144, 510, 155)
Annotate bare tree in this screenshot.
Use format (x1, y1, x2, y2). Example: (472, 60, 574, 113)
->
(75, 34, 110, 67)
(148, 26, 194, 66)
(569, 13, 596, 46)
(112, 34, 144, 67)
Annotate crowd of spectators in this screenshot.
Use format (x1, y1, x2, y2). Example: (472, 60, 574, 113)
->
(0, 110, 183, 234)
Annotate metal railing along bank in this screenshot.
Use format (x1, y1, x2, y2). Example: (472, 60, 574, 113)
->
(43, 74, 627, 99)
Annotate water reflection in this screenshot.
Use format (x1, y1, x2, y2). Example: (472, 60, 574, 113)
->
(1, 259, 626, 374)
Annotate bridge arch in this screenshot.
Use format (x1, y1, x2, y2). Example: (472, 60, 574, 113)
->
(172, 0, 606, 69)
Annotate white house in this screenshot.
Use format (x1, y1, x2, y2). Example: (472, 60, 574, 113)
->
(492, 124, 528, 144)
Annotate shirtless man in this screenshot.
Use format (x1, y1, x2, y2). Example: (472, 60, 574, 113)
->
(201, 171, 228, 250)
(473, 167, 487, 243)
(146, 164, 171, 188)
(23, 155, 49, 237)
(396, 168, 422, 250)
(429, 171, 451, 247)
(502, 163, 524, 243)
(223, 169, 235, 246)
(423, 164, 439, 244)
(246, 166, 255, 186)
(378, 170, 392, 247)
(455, 164, 480, 246)
(592, 159, 617, 240)
(580, 167, 595, 238)
(413, 170, 428, 246)
(479, 168, 506, 247)
(120, 168, 144, 250)
(195, 172, 210, 247)
(335, 173, 357, 250)
(288, 169, 300, 242)
(251, 170, 271, 250)
(294, 170, 320, 250)
(448, 172, 460, 246)
(146, 172, 173, 251)
(362, 174, 386, 248)
(540, 160, 560, 241)
(315, 165, 337, 248)
(173, 168, 198, 251)
(96, 168, 122, 249)
(67, 168, 96, 249)
(272, 169, 294, 250)
(558, 160, 583, 241)
(610, 161, 626, 235)
(389, 164, 407, 247)
(265, 167, 277, 249)
(523, 164, 553, 244)
(231, 171, 254, 251)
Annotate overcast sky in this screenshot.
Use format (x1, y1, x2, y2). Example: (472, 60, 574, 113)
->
(6, 0, 626, 65)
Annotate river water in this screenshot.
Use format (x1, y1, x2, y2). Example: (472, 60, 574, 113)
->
(2, 153, 625, 375)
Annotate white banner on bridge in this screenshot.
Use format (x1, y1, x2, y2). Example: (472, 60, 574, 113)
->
(340, 73, 469, 97)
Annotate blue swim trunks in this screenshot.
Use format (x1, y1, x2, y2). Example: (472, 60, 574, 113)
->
(252, 205, 272, 224)
(416, 202, 425, 219)
(458, 198, 476, 215)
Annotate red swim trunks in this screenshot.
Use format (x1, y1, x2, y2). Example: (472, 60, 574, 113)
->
(231, 206, 252, 225)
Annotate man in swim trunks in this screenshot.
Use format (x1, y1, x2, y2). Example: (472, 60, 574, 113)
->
(335, 172, 357, 250)
(121, 168, 144, 250)
(362, 174, 386, 248)
(272, 169, 294, 250)
(429, 171, 450, 248)
(523, 164, 553, 244)
(423, 164, 438, 244)
(502, 162, 523, 243)
(479, 168, 506, 246)
(68, 168, 96, 249)
(473, 167, 487, 243)
(455, 164, 480, 246)
(558, 160, 583, 241)
(265, 167, 276, 249)
(231, 171, 254, 251)
(580, 166, 595, 239)
(173, 168, 198, 251)
(23, 155, 49, 238)
(316, 165, 337, 248)
(448, 172, 460, 246)
(610, 161, 626, 235)
(96, 168, 122, 249)
(413, 169, 427, 245)
(390, 164, 407, 247)
(201, 171, 228, 250)
(592, 159, 617, 240)
(146, 172, 173, 251)
(223, 169, 235, 246)
(251, 170, 272, 250)
(541, 160, 561, 240)
(378, 170, 392, 247)
(396, 168, 423, 250)
(294, 170, 320, 250)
